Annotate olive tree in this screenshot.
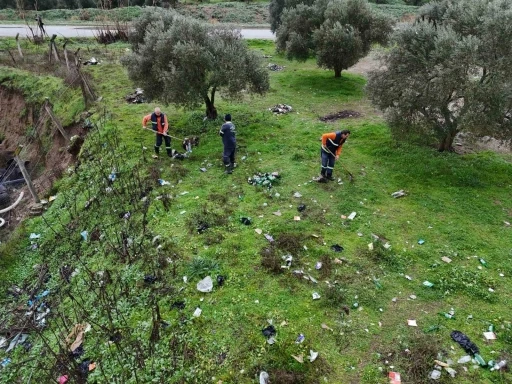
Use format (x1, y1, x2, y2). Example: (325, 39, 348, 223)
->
(122, 9, 269, 119)
(274, 0, 393, 77)
(367, 0, 512, 151)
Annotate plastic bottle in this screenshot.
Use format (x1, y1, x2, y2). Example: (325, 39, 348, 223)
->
(439, 312, 455, 319)
(474, 354, 486, 366)
(491, 360, 507, 371)
(478, 258, 488, 267)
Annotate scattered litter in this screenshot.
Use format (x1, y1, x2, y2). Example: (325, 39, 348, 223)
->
(478, 258, 488, 267)
(445, 367, 457, 377)
(451, 330, 480, 356)
(405, 275, 413, 281)
(180, 210, 186, 215)
(297, 204, 306, 212)
(423, 281, 434, 288)
(259, 371, 270, 384)
(368, 243, 374, 251)
(347, 212, 357, 220)
(197, 222, 209, 234)
(248, 172, 280, 189)
(312, 292, 321, 300)
(83, 57, 98, 65)
(490, 360, 507, 371)
(108, 172, 116, 182)
(144, 275, 157, 284)
(294, 216, 301, 221)
(315, 261, 322, 270)
(281, 255, 293, 269)
(125, 88, 146, 103)
(193, 307, 202, 317)
(264, 234, 274, 242)
(292, 354, 304, 363)
(269, 104, 292, 114)
(267, 336, 275, 345)
(320, 110, 361, 122)
(197, 276, 213, 293)
(457, 355, 471, 364)
(262, 325, 276, 338)
(255, 228, 263, 235)
(321, 323, 333, 331)
(483, 332, 496, 341)
(273, 210, 282, 216)
(330, 244, 344, 252)
(442, 256, 452, 263)
(334, 258, 343, 264)
(388, 372, 401, 384)
(430, 369, 441, 380)
(503, 221, 510, 226)
(295, 334, 305, 343)
(293, 192, 302, 198)
(58, 376, 69, 384)
(29, 233, 41, 239)
(216, 275, 225, 286)
(391, 190, 407, 198)
(407, 319, 417, 327)
(434, 360, 449, 367)
(158, 179, 170, 186)
(267, 63, 284, 71)
(199, 167, 207, 172)
(418, 239, 425, 245)
(409, 295, 416, 300)
(1, 358, 11, 368)
(80, 231, 88, 241)
(309, 350, 319, 362)
(240, 217, 252, 225)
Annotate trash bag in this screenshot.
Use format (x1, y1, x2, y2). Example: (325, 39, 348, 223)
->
(171, 300, 186, 310)
(240, 217, 252, 225)
(331, 244, 344, 252)
(450, 330, 480, 355)
(217, 275, 225, 286)
(144, 275, 157, 284)
(262, 325, 276, 338)
(297, 204, 306, 212)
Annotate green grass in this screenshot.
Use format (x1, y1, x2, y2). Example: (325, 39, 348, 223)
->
(0, 38, 510, 383)
(0, 2, 419, 26)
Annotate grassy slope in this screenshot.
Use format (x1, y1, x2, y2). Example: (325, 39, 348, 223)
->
(0, 2, 419, 26)
(0, 39, 511, 383)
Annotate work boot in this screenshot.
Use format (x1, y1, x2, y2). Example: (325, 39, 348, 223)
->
(326, 175, 335, 181)
(166, 147, 173, 157)
(154, 146, 160, 155)
(224, 164, 233, 174)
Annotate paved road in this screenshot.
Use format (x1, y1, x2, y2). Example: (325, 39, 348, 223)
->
(0, 24, 275, 39)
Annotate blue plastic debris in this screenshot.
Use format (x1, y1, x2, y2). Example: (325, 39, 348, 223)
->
(418, 239, 425, 245)
(81, 231, 88, 241)
(1, 358, 11, 368)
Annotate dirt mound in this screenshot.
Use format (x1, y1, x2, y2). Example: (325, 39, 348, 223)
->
(320, 110, 361, 122)
(0, 86, 84, 236)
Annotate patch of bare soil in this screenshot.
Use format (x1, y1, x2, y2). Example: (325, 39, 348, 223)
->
(454, 132, 511, 155)
(346, 50, 383, 76)
(320, 110, 361, 122)
(0, 86, 84, 238)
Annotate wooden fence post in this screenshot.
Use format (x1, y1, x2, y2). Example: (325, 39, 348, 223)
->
(44, 98, 69, 142)
(14, 147, 40, 204)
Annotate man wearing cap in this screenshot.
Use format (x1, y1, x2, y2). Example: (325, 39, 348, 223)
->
(142, 107, 171, 158)
(219, 114, 236, 174)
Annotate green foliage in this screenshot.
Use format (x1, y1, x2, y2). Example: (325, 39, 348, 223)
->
(186, 257, 221, 279)
(122, 9, 269, 118)
(367, 0, 512, 151)
(275, 0, 394, 76)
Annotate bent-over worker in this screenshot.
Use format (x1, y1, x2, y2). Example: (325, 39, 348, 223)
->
(319, 129, 350, 181)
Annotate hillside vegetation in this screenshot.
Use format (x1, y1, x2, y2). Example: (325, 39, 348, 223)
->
(0, 39, 511, 383)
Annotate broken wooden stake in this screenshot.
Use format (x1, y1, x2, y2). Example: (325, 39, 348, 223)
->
(44, 98, 69, 142)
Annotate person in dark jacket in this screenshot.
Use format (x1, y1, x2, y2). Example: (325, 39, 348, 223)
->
(142, 107, 171, 158)
(319, 129, 350, 181)
(219, 114, 236, 174)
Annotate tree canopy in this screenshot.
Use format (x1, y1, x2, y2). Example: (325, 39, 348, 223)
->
(272, 0, 393, 77)
(122, 9, 269, 119)
(367, 0, 512, 151)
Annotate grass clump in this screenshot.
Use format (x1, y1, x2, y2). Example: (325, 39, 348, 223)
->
(186, 257, 220, 279)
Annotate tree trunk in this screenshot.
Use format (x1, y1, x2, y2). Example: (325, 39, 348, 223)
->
(438, 129, 458, 152)
(205, 102, 218, 120)
(334, 68, 342, 78)
(204, 89, 217, 120)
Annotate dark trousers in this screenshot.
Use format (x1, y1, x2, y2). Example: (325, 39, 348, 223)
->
(223, 147, 236, 166)
(155, 132, 171, 154)
(321, 150, 335, 176)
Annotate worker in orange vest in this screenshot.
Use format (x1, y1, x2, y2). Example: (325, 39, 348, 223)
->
(142, 107, 171, 158)
(319, 129, 350, 181)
